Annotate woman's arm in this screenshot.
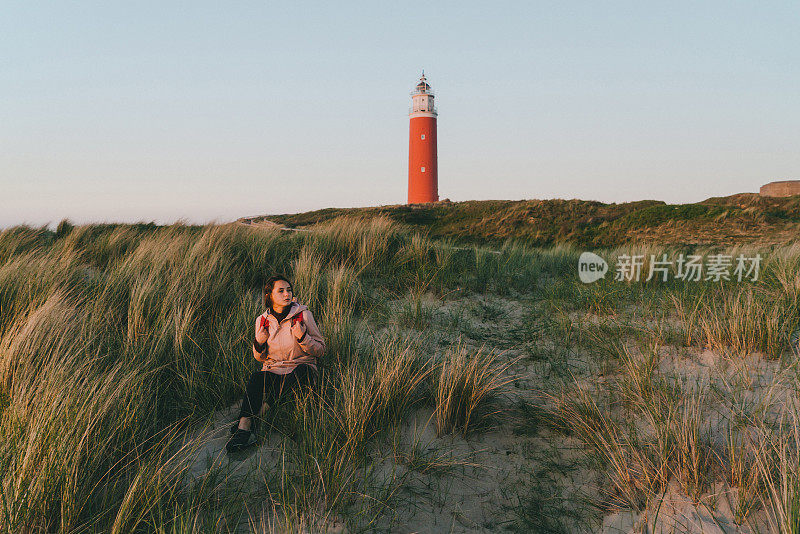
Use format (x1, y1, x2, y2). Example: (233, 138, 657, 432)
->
(296, 310, 325, 358)
(253, 316, 269, 362)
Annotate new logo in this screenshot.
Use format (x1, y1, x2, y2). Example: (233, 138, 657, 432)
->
(578, 252, 608, 283)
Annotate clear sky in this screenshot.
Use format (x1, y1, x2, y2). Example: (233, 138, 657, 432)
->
(1, 1, 798, 228)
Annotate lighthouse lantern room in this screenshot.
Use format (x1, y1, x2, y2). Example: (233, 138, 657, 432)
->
(408, 72, 438, 204)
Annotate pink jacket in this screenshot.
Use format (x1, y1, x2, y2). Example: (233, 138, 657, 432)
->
(252, 302, 325, 374)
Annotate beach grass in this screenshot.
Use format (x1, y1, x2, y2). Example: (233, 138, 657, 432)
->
(2, 219, 800, 532)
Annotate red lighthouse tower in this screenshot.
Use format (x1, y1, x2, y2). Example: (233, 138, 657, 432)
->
(408, 72, 438, 204)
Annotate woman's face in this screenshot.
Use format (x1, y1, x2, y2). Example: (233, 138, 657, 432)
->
(270, 280, 293, 308)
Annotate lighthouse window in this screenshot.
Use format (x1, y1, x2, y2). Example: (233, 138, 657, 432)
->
(421, 167, 425, 172)
(420, 134, 425, 140)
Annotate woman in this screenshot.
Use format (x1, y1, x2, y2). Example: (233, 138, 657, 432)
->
(226, 275, 325, 453)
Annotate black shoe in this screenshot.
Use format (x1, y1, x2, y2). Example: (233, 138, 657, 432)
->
(226, 429, 257, 453)
(231, 419, 259, 434)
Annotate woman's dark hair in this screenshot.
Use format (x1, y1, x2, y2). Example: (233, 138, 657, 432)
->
(264, 275, 293, 309)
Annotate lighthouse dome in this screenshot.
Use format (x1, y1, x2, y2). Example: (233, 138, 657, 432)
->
(414, 72, 432, 93)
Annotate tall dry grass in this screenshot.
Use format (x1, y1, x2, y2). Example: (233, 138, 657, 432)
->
(0, 217, 525, 531)
(551, 342, 718, 510)
(667, 244, 800, 359)
(434, 342, 516, 437)
(536, 241, 800, 530)
(6, 217, 796, 531)
(755, 398, 800, 534)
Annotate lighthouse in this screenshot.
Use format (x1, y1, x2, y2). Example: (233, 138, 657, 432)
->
(408, 72, 438, 204)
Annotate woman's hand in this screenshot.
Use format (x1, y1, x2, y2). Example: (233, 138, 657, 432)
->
(291, 320, 307, 341)
(256, 318, 269, 344)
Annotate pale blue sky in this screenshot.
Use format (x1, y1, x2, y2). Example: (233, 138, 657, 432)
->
(1, 1, 798, 227)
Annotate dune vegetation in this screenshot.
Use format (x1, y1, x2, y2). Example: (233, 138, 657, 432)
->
(1, 216, 800, 532)
(247, 193, 800, 248)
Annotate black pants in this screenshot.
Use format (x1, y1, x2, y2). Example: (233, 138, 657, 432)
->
(237, 364, 315, 421)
